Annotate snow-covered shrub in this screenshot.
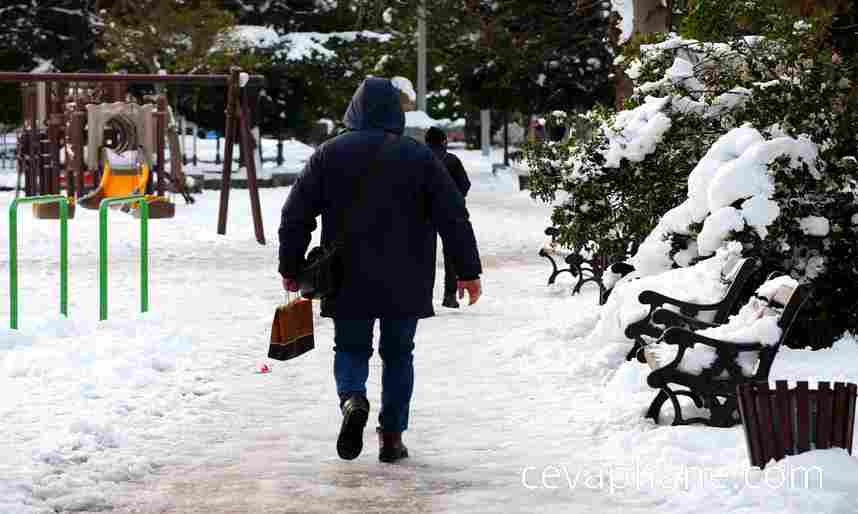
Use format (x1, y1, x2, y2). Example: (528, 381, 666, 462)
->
(525, 104, 721, 263)
(529, 1, 858, 345)
(640, 8, 858, 343)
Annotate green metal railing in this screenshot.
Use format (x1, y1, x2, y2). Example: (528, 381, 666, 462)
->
(8, 195, 69, 330)
(99, 195, 149, 321)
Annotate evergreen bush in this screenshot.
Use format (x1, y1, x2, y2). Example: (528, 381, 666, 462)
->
(525, 0, 858, 344)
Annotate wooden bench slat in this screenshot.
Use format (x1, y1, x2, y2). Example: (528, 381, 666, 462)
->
(765, 381, 785, 460)
(796, 381, 811, 453)
(755, 382, 778, 463)
(816, 382, 832, 450)
(738, 383, 764, 467)
(775, 380, 794, 456)
(846, 383, 858, 454)
(833, 382, 847, 449)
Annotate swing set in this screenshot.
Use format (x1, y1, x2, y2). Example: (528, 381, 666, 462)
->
(2, 69, 268, 330)
(0, 68, 267, 242)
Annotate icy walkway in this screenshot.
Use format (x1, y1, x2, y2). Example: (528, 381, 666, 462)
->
(98, 267, 615, 514)
(8, 150, 855, 513)
(69, 155, 622, 513)
(2, 152, 633, 513)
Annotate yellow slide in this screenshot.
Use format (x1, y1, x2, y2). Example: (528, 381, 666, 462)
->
(99, 160, 150, 199)
(79, 149, 149, 209)
(79, 148, 175, 218)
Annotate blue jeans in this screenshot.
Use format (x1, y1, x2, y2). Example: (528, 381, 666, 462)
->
(333, 318, 418, 433)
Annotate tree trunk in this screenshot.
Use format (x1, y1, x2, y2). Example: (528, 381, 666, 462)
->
(614, 0, 671, 109)
(785, 0, 851, 16)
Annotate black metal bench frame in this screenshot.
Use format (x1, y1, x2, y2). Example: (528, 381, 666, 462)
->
(624, 258, 761, 362)
(538, 227, 633, 304)
(645, 283, 813, 427)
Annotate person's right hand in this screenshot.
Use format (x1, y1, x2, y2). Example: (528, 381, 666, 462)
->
(457, 279, 482, 305)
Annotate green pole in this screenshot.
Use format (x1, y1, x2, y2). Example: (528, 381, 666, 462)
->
(99, 200, 109, 321)
(9, 201, 18, 330)
(140, 200, 149, 313)
(60, 200, 68, 317)
(8, 195, 70, 330)
(98, 195, 149, 321)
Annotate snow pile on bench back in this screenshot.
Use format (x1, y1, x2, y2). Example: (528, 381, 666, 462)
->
(630, 126, 817, 277)
(588, 243, 743, 369)
(540, 236, 573, 256)
(648, 275, 798, 376)
(586, 120, 817, 370)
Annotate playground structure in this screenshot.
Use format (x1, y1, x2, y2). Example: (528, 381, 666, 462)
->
(0, 69, 267, 244)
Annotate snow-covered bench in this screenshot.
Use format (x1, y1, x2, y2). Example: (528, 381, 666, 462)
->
(624, 257, 761, 362)
(538, 227, 634, 303)
(642, 278, 813, 427)
(538, 228, 578, 285)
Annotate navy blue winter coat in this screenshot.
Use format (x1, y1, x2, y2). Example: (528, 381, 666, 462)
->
(278, 77, 482, 319)
(431, 148, 471, 198)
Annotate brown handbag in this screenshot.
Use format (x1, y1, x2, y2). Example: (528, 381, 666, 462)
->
(268, 296, 315, 360)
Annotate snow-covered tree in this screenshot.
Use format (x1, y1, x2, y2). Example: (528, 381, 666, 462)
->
(460, 0, 615, 114)
(222, 0, 323, 31)
(0, 0, 98, 71)
(527, 0, 858, 344)
(97, 0, 239, 73)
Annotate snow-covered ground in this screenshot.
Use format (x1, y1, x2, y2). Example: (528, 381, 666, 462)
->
(2, 149, 857, 513)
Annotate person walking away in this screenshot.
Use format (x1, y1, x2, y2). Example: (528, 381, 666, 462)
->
(424, 126, 471, 308)
(278, 77, 483, 463)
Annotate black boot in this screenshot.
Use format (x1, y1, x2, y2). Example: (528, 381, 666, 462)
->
(442, 295, 459, 308)
(337, 394, 369, 460)
(377, 428, 409, 463)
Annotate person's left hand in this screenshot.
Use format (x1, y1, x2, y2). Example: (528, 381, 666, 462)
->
(282, 276, 299, 292)
(457, 279, 482, 305)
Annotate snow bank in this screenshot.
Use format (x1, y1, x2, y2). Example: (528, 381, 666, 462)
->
(587, 244, 744, 369)
(1, 316, 202, 513)
(648, 275, 797, 375)
(176, 135, 314, 177)
(590, 122, 819, 366)
(629, 126, 818, 274)
(576, 324, 858, 513)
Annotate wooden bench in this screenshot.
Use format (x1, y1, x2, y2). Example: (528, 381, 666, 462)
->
(643, 283, 813, 427)
(624, 257, 761, 362)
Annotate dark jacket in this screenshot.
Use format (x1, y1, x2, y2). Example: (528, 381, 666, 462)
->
(430, 147, 471, 198)
(278, 77, 482, 319)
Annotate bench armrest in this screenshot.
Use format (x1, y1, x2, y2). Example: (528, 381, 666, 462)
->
(661, 327, 765, 353)
(638, 290, 726, 315)
(651, 308, 719, 330)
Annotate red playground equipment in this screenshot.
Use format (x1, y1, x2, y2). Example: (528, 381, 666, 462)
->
(0, 68, 267, 244)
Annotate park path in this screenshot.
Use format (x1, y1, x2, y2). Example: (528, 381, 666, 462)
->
(6, 150, 652, 513)
(98, 260, 620, 514)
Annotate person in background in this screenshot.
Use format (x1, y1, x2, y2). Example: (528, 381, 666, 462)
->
(425, 126, 471, 309)
(279, 77, 483, 463)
